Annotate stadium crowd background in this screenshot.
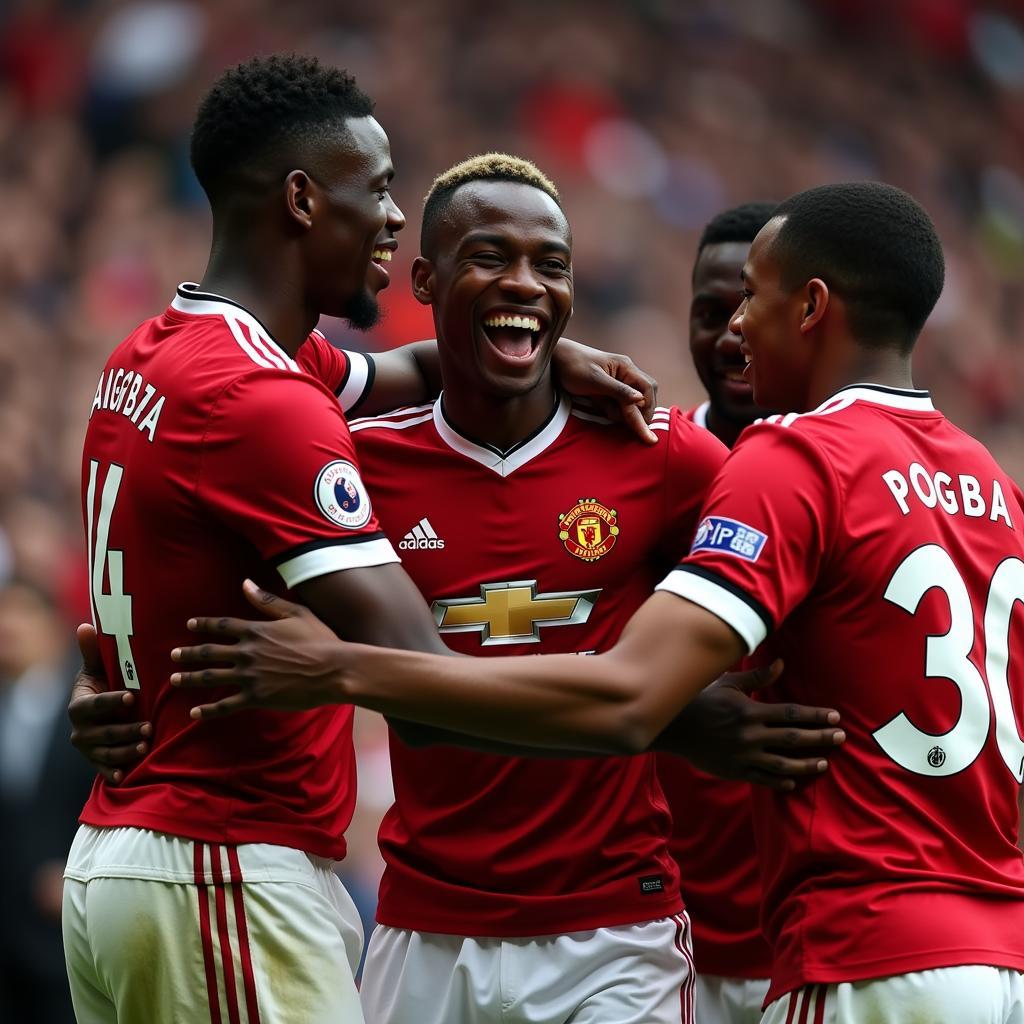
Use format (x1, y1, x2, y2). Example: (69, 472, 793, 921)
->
(1, 0, 1023, 1016)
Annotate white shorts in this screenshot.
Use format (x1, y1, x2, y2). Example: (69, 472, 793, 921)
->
(359, 913, 695, 1024)
(695, 974, 770, 1024)
(761, 966, 1024, 1024)
(62, 825, 364, 1024)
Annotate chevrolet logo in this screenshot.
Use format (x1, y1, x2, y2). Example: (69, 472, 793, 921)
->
(432, 580, 600, 646)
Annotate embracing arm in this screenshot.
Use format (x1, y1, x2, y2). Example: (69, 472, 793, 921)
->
(357, 338, 659, 441)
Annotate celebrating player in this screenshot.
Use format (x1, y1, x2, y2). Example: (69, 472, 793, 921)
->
(661, 201, 779, 1024)
(176, 183, 1024, 1024)
(64, 54, 664, 1024)
(350, 153, 718, 1024)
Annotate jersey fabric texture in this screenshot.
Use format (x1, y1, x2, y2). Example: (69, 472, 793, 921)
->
(657, 384, 1024, 1002)
(351, 396, 728, 936)
(656, 402, 772, 980)
(79, 284, 394, 860)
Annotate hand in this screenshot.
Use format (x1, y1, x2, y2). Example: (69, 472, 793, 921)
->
(171, 581, 347, 719)
(68, 624, 151, 784)
(552, 338, 658, 444)
(659, 660, 845, 790)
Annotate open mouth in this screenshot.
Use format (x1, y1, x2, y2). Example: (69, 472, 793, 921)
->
(371, 249, 393, 264)
(480, 310, 546, 362)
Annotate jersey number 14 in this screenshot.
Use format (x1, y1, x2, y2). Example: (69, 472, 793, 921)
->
(86, 460, 141, 689)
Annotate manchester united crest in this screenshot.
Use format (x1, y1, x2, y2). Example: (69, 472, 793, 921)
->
(558, 498, 620, 562)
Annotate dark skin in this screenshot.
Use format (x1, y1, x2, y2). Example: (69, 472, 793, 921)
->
(72, 195, 844, 783)
(163, 216, 917, 755)
(689, 240, 773, 448)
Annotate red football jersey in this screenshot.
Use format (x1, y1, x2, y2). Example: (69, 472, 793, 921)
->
(79, 284, 396, 860)
(655, 402, 772, 978)
(351, 397, 728, 936)
(658, 384, 1024, 1001)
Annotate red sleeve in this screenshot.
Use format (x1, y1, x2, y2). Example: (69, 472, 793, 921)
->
(296, 332, 376, 415)
(197, 369, 397, 588)
(657, 406, 729, 565)
(655, 422, 840, 653)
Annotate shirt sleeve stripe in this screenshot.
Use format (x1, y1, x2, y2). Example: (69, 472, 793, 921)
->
(276, 537, 399, 588)
(336, 351, 374, 414)
(655, 567, 770, 654)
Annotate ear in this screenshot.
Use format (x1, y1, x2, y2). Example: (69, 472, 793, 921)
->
(411, 256, 435, 306)
(800, 278, 829, 334)
(284, 170, 315, 230)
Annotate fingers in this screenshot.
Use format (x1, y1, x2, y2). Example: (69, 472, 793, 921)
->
(748, 725, 846, 750)
(171, 643, 243, 667)
(620, 403, 658, 445)
(189, 694, 251, 720)
(170, 667, 246, 688)
(757, 701, 841, 727)
(242, 579, 302, 619)
(68, 688, 137, 724)
(728, 658, 784, 693)
(746, 753, 830, 782)
(76, 623, 104, 675)
(184, 615, 250, 639)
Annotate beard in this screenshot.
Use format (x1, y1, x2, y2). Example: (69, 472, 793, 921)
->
(342, 288, 382, 331)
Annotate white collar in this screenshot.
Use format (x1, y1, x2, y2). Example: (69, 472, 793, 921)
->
(432, 393, 571, 477)
(691, 400, 710, 429)
(170, 283, 300, 372)
(815, 383, 934, 414)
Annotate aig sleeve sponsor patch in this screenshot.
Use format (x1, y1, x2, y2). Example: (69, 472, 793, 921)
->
(691, 516, 767, 562)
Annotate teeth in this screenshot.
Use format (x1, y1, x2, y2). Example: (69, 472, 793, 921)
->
(482, 314, 541, 332)
(743, 353, 751, 364)
(372, 249, 393, 262)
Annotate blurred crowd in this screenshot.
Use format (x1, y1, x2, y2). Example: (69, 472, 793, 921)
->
(1, 0, 1022, 1018)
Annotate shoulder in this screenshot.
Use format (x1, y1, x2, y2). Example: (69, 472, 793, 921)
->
(349, 403, 436, 445)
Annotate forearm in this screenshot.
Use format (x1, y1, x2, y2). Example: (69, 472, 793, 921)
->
(354, 341, 440, 417)
(340, 645, 648, 754)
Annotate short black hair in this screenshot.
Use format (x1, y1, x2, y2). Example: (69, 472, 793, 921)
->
(420, 153, 562, 257)
(697, 201, 778, 253)
(190, 54, 374, 205)
(769, 182, 944, 351)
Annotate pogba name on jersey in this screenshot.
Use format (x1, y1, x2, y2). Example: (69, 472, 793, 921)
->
(89, 367, 166, 443)
(882, 461, 1013, 527)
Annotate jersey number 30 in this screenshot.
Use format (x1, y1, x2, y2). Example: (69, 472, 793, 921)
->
(86, 460, 141, 689)
(875, 545, 1024, 780)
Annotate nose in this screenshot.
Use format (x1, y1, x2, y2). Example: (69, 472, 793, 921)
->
(716, 319, 743, 359)
(385, 193, 405, 234)
(499, 257, 544, 299)
(729, 301, 745, 338)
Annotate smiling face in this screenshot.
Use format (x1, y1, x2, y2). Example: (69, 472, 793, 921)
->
(729, 217, 816, 412)
(689, 240, 772, 424)
(413, 179, 573, 398)
(303, 115, 405, 328)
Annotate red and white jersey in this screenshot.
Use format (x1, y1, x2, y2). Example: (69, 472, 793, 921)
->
(658, 384, 1024, 1000)
(655, 401, 772, 978)
(79, 284, 396, 860)
(351, 397, 728, 936)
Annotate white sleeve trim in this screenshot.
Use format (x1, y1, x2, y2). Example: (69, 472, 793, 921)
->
(655, 569, 768, 655)
(277, 537, 399, 588)
(336, 351, 371, 413)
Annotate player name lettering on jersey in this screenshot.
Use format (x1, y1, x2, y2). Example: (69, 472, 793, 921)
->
(90, 367, 166, 443)
(882, 462, 1013, 527)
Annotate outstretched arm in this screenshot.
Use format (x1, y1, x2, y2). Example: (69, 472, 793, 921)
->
(174, 585, 745, 754)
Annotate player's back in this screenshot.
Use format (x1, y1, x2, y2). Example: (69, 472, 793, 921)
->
(80, 287, 370, 859)
(745, 387, 1024, 995)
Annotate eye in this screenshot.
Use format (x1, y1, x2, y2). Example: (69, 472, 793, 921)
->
(538, 258, 569, 273)
(469, 251, 504, 266)
(741, 288, 754, 301)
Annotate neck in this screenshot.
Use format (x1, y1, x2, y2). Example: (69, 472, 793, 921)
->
(441, 375, 559, 453)
(198, 237, 316, 357)
(704, 405, 751, 450)
(807, 340, 915, 410)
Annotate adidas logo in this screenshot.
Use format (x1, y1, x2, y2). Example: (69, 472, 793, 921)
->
(399, 518, 446, 550)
